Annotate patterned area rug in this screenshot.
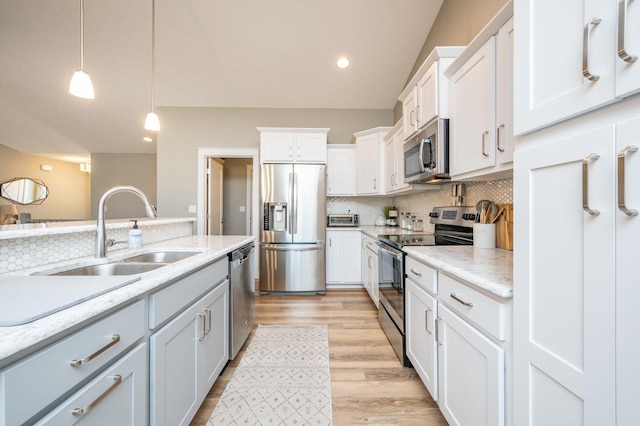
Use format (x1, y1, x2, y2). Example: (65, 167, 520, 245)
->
(208, 325, 332, 425)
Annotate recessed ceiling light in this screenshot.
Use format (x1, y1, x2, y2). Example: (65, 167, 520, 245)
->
(143, 136, 153, 142)
(337, 56, 350, 69)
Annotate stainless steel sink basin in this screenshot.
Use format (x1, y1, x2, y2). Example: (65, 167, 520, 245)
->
(51, 262, 165, 276)
(120, 251, 199, 263)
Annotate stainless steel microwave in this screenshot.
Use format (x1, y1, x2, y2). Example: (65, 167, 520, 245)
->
(403, 118, 449, 184)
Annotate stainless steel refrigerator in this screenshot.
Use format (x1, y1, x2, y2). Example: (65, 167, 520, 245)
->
(259, 163, 326, 293)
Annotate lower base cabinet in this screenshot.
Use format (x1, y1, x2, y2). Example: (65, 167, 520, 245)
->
(150, 281, 229, 426)
(406, 279, 438, 400)
(437, 304, 504, 426)
(35, 344, 147, 426)
(361, 234, 379, 307)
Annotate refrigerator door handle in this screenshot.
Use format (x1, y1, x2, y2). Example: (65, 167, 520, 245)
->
(292, 172, 298, 235)
(260, 243, 325, 251)
(288, 172, 294, 236)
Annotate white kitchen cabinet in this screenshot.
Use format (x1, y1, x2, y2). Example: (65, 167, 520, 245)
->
(326, 230, 361, 285)
(258, 127, 329, 163)
(383, 122, 411, 194)
(0, 300, 145, 426)
(406, 278, 438, 402)
(35, 344, 147, 426)
(514, 0, 640, 135)
(150, 280, 229, 426)
(354, 127, 391, 195)
(327, 144, 356, 196)
(399, 47, 464, 140)
(447, 8, 514, 181)
(437, 304, 505, 426)
(514, 113, 640, 425)
(360, 233, 379, 307)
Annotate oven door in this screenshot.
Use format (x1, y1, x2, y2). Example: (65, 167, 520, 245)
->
(377, 241, 405, 332)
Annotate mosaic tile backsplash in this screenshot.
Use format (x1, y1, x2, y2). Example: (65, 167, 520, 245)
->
(328, 178, 513, 232)
(0, 221, 194, 273)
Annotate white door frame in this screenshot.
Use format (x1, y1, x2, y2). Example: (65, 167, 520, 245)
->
(197, 148, 260, 242)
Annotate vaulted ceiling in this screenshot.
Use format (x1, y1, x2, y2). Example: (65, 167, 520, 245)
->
(0, 0, 444, 162)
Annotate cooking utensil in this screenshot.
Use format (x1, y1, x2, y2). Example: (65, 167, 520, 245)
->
(475, 200, 497, 223)
(491, 207, 505, 224)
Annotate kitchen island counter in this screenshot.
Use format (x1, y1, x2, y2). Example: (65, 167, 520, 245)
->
(0, 235, 254, 367)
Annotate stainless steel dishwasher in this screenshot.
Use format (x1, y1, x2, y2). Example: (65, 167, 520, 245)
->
(228, 242, 255, 360)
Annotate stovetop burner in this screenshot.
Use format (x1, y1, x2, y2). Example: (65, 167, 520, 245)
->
(378, 233, 436, 249)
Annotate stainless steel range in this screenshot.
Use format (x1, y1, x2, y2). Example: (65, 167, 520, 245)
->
(377, 206, 476, 366)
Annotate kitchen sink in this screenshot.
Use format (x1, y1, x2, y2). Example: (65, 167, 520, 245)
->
(51, 262, 165, 276)
(42, 251, 201, 276)
(119, 251, 199, 263)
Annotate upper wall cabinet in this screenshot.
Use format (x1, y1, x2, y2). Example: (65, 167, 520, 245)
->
(514, 0, 640, 135)
(445, 3, 514, 181)
(399, 47, 465, 140)
(327, 144, 356, 196)
(355, 127, 391, 195)
(258, 127, 329, 164)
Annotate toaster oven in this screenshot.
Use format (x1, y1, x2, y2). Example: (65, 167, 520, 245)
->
(327, 214, 359, 227)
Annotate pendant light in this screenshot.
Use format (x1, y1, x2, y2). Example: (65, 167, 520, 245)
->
(144, 0, 160, 131)
(69, 0, 95, 99)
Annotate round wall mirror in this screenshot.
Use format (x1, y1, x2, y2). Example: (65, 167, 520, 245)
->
(0, 177, 49, 205)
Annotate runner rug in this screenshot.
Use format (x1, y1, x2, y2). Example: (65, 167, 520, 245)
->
(208, 324, 332, 425)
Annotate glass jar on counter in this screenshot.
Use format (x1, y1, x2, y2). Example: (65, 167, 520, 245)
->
(412, 218, 424, 232)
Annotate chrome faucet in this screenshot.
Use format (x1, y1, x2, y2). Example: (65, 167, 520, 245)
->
(96, 185, 157, 257)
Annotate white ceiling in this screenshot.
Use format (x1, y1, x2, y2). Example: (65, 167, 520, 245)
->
(0, 0, 444, 162)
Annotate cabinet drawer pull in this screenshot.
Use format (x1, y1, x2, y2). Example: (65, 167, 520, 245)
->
(409, 268, 422, 277)
(481, 131, 490, 157)
(450, 293, 474, 307)
(583, 18, 602, 81)
(198, 312, 207, 340)
(72, 374, 122, 417)
(618, 145, 639, 216)
(582, 153, 601, 216)
(618, 0, 637, 63)
(205, 308, 212, 335)
(70, 334, 120, 367)
(496, 124, 505, 152)
(425, 308, 432, 335)
(435, 316, 442, 345)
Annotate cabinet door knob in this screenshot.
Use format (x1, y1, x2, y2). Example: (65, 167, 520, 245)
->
(583, 18, 602, 81)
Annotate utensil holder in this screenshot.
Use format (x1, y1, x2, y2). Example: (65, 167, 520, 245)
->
(473, 223, 496, 249)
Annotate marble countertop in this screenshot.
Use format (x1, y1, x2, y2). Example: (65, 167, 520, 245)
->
(360, 225, 513, 299)
(404, 246, 512, 299)
(0, 235, 254, 366)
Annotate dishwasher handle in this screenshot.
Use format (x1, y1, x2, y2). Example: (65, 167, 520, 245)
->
(229, 243, 255, 264)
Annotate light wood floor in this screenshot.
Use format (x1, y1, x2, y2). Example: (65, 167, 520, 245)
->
(190, 289, 448, 426)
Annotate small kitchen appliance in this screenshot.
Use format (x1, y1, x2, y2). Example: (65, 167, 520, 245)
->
(377, 206, 475, 366)
(327, 214, 359, 227)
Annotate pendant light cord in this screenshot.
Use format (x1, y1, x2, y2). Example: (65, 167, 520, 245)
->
(150, 0, 156, 113)
(79, 0, 85, 70)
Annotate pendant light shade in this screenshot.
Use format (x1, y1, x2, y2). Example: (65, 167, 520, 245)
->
(144, 0, 159, 131)
(144, 111, 160, 131)
(69, 0, 94, 99)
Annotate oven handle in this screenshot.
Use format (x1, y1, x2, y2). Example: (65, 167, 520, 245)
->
(376, 242, 403, 260)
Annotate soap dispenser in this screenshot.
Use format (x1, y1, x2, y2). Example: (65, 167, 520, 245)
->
(128, 220, 142, 248)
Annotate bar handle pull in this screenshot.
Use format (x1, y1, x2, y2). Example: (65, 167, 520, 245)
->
(409, 268, 422, 277)
(618, 0, 637, 63)
(198, 312, 207, 340)
(618, 145, 639, 216)
(481, 131, 490, 157)
(435, 316, 442, 345)
(425, 308, 432, 335)
(450, 293, 474, 307)
(70, 335, 120, 367)
(583, 18, 602, 81)
(497, 124, 505, 152)
(583, 153, 601, 216)
(72, 375, 122, 417)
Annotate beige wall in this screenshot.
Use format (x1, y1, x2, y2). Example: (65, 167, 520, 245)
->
(90, 153, 157, 220)
(222, 158, 252, 235)
(0, 144, 91, 221)
(394, 0, 510, 120)
(157, 107, 393, 217)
